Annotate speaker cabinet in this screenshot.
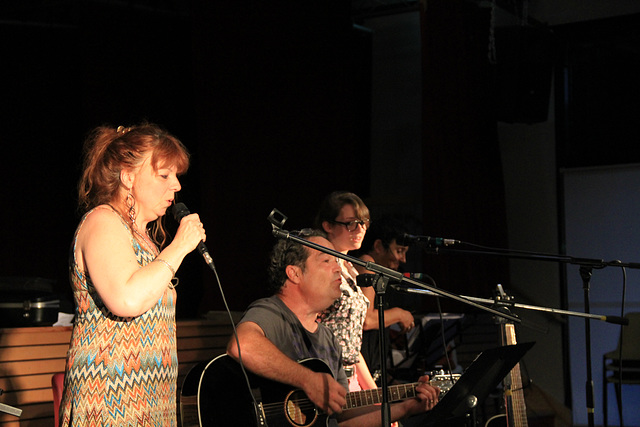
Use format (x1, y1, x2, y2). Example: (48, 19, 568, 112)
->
(494, 26, 555, 124)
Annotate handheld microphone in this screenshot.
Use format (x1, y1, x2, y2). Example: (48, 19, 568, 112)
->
(402, 233, 460, 247)
(172, 203, 215, 268)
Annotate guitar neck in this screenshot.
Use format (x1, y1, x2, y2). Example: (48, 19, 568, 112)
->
(344, 382, 420, 410)
(504, 323, 528, 427)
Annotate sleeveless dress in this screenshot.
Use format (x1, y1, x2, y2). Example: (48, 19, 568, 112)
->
(60, 208, 178, 426)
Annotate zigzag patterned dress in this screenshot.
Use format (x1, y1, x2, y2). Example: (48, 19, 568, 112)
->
(60, 209, 178, 426)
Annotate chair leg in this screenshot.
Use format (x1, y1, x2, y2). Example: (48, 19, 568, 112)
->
(604, 380, 608, 427)
(614, 382, 623, 426)
(51, 372, 65, 427)
(603, 358, 608, 427)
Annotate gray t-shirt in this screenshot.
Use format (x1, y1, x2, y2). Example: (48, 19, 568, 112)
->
(239, 295, 348, 389)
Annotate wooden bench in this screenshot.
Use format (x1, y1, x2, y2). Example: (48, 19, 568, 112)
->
(0, 312, 241, 426)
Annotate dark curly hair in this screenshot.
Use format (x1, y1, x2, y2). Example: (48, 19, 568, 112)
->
(357, 214, 412, 254)
(267, 229, 328, 294)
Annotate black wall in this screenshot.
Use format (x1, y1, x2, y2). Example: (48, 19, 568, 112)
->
(556, 13, 640, 168)
(1, 1, 371, 318)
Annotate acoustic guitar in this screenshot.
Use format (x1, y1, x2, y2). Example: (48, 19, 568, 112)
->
(181, 354, 459, 427)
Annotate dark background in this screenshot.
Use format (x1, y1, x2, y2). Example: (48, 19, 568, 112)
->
(4, 2, 640, 420)
(2, 0, 640, 320)
(1, 1, 373, 319)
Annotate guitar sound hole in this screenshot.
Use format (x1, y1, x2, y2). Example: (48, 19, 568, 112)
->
(285, 389, 318, 426)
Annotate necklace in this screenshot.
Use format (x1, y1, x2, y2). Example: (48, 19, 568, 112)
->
(132, 226, 159, 256)
(107, 204, 159, 256)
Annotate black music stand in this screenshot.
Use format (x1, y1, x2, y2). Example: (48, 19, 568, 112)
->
(418, 342, 534, 426)
(390, 314, 464, 382)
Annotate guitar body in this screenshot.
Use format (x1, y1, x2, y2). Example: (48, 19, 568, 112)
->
(180, 361, 208, 426)
(484, 413, 507, 427)
(191, 354, 331, 427)
(181, 354, 458, 427)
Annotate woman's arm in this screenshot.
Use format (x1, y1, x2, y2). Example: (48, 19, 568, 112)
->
(78, 207, 203, 317)
(355, 352, 378, 390)
(361, 286, 414, 332)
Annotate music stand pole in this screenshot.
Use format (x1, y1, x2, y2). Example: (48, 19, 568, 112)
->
(580, 266, 596, 427)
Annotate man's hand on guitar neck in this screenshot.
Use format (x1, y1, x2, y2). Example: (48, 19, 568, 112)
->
(336, 374, 441, 427)
(303, 371, 347, 416)
(401, 374, 441, 417)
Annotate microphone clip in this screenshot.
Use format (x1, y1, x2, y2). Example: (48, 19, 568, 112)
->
(268, 209, 290, 239)
(402, 233, 460, 247)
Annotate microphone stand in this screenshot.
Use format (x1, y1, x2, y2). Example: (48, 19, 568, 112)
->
(392, 284, 628, 327)
(418, 242, 635, 427)
(268, 210, 521, 427)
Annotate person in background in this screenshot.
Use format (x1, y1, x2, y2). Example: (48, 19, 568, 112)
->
(60, 122, 206, 426)
(226, 229, 440, 426)
(354, 214, 412, 272)
(352, 214, 416, 379)
(314, 191, 415, 395)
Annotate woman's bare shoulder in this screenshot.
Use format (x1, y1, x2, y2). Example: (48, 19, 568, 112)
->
(78, 205, 129, 240)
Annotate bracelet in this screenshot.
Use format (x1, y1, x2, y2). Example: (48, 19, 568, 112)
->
(155, 258, 176, 277)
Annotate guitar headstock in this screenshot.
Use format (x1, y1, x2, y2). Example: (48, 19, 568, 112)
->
(429, 372, 461, 396)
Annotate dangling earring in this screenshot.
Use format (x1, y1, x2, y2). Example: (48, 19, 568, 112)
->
(126, 188, 136, 226)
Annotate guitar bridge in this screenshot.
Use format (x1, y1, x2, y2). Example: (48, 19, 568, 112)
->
(254, 401, 267, 426)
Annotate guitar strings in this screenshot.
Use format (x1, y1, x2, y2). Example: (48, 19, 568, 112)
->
(257, 381, 427, 418)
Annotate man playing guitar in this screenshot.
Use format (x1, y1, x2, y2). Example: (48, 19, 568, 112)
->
(225, 229, 440, 426)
